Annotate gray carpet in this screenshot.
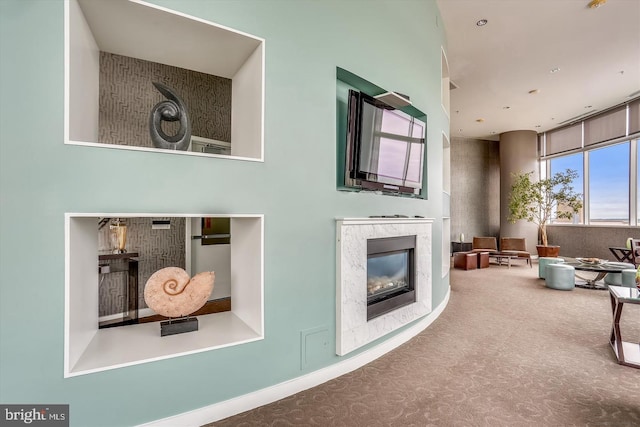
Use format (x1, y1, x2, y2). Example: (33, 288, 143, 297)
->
(208, 264, 640, 426)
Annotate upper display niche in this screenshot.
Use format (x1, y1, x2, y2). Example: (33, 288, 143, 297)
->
(65, 0, 264, 161)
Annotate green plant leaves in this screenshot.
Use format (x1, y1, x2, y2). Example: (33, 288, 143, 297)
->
(507, 169, 583, 246)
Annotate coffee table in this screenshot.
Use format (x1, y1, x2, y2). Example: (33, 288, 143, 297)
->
(488, 252, 519, 268)
(608, 285, 640, 368)
(563, 260, 632, 290)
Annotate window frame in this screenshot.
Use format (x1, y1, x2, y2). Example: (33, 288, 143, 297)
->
(540, 99, 640, 227)
(541, 135, 639, 227)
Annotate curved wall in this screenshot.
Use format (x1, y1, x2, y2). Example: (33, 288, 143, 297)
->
(499, 130, 539, 253)
(0, 1, 449, 425)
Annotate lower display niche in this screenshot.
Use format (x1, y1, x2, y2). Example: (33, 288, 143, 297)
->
(65, 213, 263, 377)
(336, 217, 433, 356)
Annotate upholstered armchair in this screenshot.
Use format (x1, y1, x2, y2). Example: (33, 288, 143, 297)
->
(471, 237, 498, 253)
(500, 237, 532, 267)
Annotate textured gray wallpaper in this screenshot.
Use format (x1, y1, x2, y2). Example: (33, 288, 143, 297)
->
(547, 225, 640, 259)
(99, 52, 231, 148)
(450, 137, 500, 242)
(98, 217, 186, 317)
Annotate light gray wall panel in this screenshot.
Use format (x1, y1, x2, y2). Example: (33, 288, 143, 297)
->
(99, 52, 231, 147)
(499, 130, 539, 253)
(450, 137, 500, 243)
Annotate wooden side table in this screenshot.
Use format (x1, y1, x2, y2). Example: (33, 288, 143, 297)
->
(451, 241, 472, 253)
(608, 285, 640, 368)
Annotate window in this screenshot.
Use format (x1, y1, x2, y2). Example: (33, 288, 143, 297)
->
(549, 153, 584, 224)
(588, 142, 630, 225)
(541, 98, 640, 227)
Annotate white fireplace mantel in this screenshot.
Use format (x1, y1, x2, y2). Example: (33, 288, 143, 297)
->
(336, 217, 433, 356)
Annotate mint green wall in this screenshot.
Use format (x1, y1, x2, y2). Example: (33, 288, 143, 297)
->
(0, 1, 449, 425)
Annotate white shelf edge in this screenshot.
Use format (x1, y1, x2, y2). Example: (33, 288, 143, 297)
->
(132, 0, 265, 45)
(65, 140, 264, 163)
(68, 312, 263, 377)
(66, 213, 264, 218)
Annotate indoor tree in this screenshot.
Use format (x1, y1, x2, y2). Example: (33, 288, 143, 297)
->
(507, 169, 583, 247)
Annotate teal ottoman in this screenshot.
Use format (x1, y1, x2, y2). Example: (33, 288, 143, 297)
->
(538, 257, 565, 279)
(621, 269, 638, 288)
(545, 264, 575, 290)
(604, 263, 636, 286)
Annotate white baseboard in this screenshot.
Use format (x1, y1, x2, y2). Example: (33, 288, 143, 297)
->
(138, 287, 450, 427)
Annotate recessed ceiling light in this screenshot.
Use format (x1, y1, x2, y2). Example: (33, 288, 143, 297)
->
(585, 105, 592, 108)
(588, 0, 607, 9)
(503, 106, 510, 109)
(535, 125, 541, 128)
(476, 19, 488, 26)
(529, 89, 540, 94)
(476, 118, 485, 123)
(550, 67, 560, 73)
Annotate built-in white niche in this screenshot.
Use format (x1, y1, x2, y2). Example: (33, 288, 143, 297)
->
(441, 48, 450, 118)
(442, 132, 450, 194)
(65, 0, 264, 161)
(442, 132, 451, 277)
(65, 213, 264, 377)
(442, 217, 451, 277)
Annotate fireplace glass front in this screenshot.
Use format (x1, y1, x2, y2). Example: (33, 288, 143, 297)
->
(367, 235, 416, 320)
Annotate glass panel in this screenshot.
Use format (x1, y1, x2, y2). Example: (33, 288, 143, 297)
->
(637, 141, 639, 224)
(376, 138, 408, 180)
(405, 142, 423, 184)
(358, 101, 424, 187)
(381, 110, 412, 136)
(589, 142, 630, 225)
(549, 153, 584, 224)
(411, 121, 425, 139)
(367, 251, 409, 300)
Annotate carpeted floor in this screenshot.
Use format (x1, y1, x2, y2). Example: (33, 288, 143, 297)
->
(207, 264, 640, 426)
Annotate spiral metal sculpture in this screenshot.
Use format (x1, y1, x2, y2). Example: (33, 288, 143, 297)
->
(149, 82, 191, 151)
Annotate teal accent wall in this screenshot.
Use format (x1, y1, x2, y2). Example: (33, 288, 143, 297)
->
(0, 1, 449, 425)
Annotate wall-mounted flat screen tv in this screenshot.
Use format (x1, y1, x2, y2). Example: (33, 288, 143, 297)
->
(344, 90, 426, 196)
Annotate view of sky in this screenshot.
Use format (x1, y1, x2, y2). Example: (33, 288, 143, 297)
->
(550, 141, 638, 224)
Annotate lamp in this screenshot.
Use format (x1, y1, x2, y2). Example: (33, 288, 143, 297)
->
(110, 218, 127, 254)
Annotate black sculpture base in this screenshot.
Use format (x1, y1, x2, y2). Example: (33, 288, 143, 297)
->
(160, 317, 198, 337)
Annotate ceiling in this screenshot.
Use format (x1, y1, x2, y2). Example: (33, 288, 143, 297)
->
(436, 0, 640, 141)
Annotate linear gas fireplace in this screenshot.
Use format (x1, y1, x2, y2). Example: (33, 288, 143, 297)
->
(367, 235, 416, 320)
(336, 217, 432, 356)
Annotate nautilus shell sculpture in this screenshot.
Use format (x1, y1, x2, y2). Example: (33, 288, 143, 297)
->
(149, 82, 191, 151)
(144, 267, 214, 318)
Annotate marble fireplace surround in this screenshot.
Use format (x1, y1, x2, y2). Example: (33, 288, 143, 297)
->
(336, 217, 433, 356)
